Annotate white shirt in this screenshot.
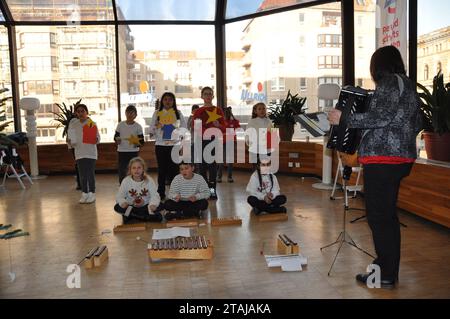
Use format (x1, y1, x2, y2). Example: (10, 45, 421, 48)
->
(149, 109, 187, 146)
(67, 118, 100, 160)
(246, 171, 281, 200)
(115, 121, 143, 152)
(246, 117, 273, 154)
(115, 175, 160, 207)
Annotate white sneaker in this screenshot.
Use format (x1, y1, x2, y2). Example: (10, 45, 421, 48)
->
(85, 192, 96, 204)
(79, 192, 89, 204)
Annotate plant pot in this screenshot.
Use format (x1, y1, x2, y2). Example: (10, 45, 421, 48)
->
(422, 132, 450, 162)
(276, 124, 295, 142)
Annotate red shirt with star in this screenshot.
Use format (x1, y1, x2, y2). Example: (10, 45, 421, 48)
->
(192, 106, 226, 137)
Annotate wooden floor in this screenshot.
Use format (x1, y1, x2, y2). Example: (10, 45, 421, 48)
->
(0, 171, 449, 299)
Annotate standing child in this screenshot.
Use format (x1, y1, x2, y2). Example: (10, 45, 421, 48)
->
(164, 162, 210, 220)
(114, 104, 144, 184)
(246, 159, 287, 214)
(192, 87, 226, 199)
(217, 106, 240, 183)
(67, 104, 100, 204)
(246, 102, 273, 164)
(114, 157, 162, 223)
(67, 115, 81, 190)
(149, 92, 186, 200)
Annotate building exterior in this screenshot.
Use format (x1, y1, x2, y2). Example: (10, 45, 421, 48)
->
(417, 26, 450, 88)
(237, 0, 376, 115)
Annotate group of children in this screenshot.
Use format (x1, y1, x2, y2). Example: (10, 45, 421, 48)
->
(67, 87, 288, 223)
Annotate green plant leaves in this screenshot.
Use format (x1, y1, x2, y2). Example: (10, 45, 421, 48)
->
(417, 72, 450, 135)
(268, 90, 307, 126)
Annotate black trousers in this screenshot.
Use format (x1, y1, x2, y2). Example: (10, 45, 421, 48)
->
(363, 163, 413, 281)
(114, 203, 162, 222)
(155, 145, 178, 197)
(200, 139, 218, 188)
(70, 149, 81, 188)
(118, 151, 138, 184)
(247, 195, 287, 213)
(164, 199, 208, 218)
(76, 158, 96, 193)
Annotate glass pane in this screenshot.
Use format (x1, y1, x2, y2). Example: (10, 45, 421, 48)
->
(226, 3, 342, 141)
(6, 0, 114, 22)
(0, 10, 5, 21)
(118, 25, 216, 141)
(226, 0, 317, 19)
(354, 0, 376, 90)
(17, 25, 118, 145)
(116, 0, 216, 21)
(417, 0, 450, 158)
(0, 26, 13, 135)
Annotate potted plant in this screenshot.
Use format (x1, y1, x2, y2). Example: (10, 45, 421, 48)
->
(51, 99, 82, 139)
(268, 90, 307, 141)
(417, 72, 450, 162)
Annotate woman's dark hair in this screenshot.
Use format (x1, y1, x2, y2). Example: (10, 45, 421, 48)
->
(191, 104, 200, 112)
(74, 103, 88, 114)
(370, 46, 406, 83)
(256, 160, 273, 193)
(125, 104, 137, 114)
(158, 92, 180, 120)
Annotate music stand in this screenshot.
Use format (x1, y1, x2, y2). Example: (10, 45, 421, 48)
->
(320, 166, 375, 276)
(321, 86, 374, 276)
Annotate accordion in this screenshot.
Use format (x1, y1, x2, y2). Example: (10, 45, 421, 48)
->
(327, 86, 373, 154)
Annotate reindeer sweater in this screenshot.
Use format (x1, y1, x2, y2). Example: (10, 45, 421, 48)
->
(115, 176, 160, 207)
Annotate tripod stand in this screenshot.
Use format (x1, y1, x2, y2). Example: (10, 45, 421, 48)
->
(321, 176, 375, 276)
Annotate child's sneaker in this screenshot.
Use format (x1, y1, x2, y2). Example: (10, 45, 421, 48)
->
(85, 192, 96, 204)
(79, 192, 89, 204)
(253, 207, 261, 215)
(227, 176, 234, 183)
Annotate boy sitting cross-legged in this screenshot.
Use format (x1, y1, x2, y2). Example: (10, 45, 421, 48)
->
(164, 162, 210, 220)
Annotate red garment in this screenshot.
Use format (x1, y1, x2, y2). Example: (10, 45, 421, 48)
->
(224, 119, 241, 142)
(358, 156, 416, 165)
(192, 106, 226, 136)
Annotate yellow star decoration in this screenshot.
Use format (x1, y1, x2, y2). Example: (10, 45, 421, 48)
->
(206, 108, 222, 124)
(86, 118, 96, 128)
(126, 135, 141, 146)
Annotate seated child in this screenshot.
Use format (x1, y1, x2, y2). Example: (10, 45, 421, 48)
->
(114, 157, 162, 223)
(164, 162, 210, 220)
(246, 159, 287, 214)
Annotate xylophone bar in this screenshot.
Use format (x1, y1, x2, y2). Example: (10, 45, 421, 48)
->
(166, 218, 199, 228)
(148, 236, 213, 260)
(257, 214, 288, 222)
(113, 223, 146, 233)
(211, 217, 242, 226)
(277, 234, 300, 255)
(83, 247, 98, 269)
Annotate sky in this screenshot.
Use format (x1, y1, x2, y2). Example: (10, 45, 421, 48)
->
(417, 0, 449, 35)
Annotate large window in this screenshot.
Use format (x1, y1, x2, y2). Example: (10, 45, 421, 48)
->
(116, 0, 216, 21)
(226, 0, 317, 19)
(417, 0, 450, 158)
(118, 25, 216, 140)
(6, 0, 114, 22)
(16, 25, 117, 145)
(354, 0, 376, 90)
(0, 26, 13, 134)
(226, 3, 342, 140)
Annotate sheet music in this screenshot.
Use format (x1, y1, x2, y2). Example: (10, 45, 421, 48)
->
(264, 254, 308, 272)
(152, 227, 194, 240)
